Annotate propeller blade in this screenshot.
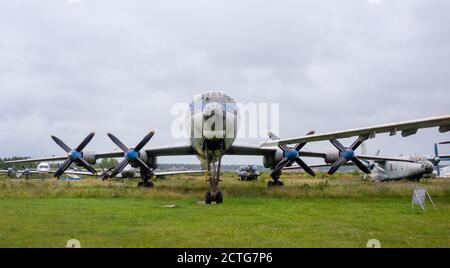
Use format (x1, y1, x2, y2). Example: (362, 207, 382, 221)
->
(75, 132, 96, 152)
(134, 131, 155, 152)
(294, 158, 315, 177)
(77, 158, 97, 175)
(350, 136, 366, 151)
(107, 133, 129, 152)
(51, 136, 71, 153)
(270, 157, 291, 177)
(277, 145, 288, 152)
(351, 157, 371, 174)
(294, 143, 307, 152)
(328, 157, 348, 175)
(110, 159, 129, 178)
(330, 139, 346, 152)
(135, 158, 155, 177)
(434, 143, 441, 177)
(54, 158, 73, 177)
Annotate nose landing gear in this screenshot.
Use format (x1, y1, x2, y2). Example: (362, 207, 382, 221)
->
(203, 141, 224, 204)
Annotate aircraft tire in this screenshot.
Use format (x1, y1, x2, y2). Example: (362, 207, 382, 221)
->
(215, 191, 223, 204)
(205, 191, 212, 204)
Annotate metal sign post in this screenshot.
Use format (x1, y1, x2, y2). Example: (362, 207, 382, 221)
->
(412, 187, 436, 211)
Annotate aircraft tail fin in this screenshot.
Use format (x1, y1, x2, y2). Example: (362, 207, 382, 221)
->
(267, 131, 280, 141)
(361, 142, 367, 155)
(361, 142, 381, 156)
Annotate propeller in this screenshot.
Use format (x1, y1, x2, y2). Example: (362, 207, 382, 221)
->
(6, 167, 15, 177)
(434, 143, 441, 177)
(269, 131, 316, 178)
(328, 136, 370, 175)
(17, 166, 32, 180)
(51, 132, 97, 178)
(271, 142, 316, 178)
(107, 131, 155, 178)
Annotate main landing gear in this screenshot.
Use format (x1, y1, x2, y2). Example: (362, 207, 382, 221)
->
(137, 170, 154, 188)
(267, 171, 284, 187)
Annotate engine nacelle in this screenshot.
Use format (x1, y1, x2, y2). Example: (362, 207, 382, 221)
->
(263, 148, 284, 169)
(81, 151, 97, 165)
(143, 153, 157, 169)
(324, 152, 340, 164)
(129, 151, 158, 169)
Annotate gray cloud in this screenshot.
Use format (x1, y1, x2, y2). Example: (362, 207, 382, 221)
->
(0, 0, 449, 164)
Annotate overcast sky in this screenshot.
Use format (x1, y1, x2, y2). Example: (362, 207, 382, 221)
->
(0, 0, 449, 164)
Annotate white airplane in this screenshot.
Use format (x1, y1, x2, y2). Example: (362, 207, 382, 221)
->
(0, 162, 52, 179)
(5, 91, 450, 203)
(57, 164, 205, 184)
(284, 143, 450, 181)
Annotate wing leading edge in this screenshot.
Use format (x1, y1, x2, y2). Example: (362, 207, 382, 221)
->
(261, 114, 450, 147)
(5, 143, 196, 165)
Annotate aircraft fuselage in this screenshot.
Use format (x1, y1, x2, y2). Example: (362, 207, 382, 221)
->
(371, 156, 434, 181)
(188, 91, 239, 163)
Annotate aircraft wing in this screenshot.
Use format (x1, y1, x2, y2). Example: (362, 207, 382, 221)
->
(226, 143, 276, 155)
(283, 163, 352, 170)
(356, 155, 414, 163)
(226, 143, 327, 158)
(283, 154, 413, 171)
(3, 151, 124, 165)
(5, 156, 68, 164)
(62, 169, 205, 178)
(261, 114, 450, 147)
(5, 143, 197, 165)
(145, 143, 196, 156)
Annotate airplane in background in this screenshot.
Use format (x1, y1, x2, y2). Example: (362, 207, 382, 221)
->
(5, 91, 450, 203)
(1, 161, 203, 181)
(57, 165, 205, 183)
(235, 165, 260, 181)
(284, 143, 450, 181)
(0, 162, 52, 179)
(433, 141, 450, 177)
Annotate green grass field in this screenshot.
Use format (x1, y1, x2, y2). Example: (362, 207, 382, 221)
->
(0, 172, 449, 248)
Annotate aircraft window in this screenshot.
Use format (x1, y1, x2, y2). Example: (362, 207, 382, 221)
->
(224, 103, 235, 112)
